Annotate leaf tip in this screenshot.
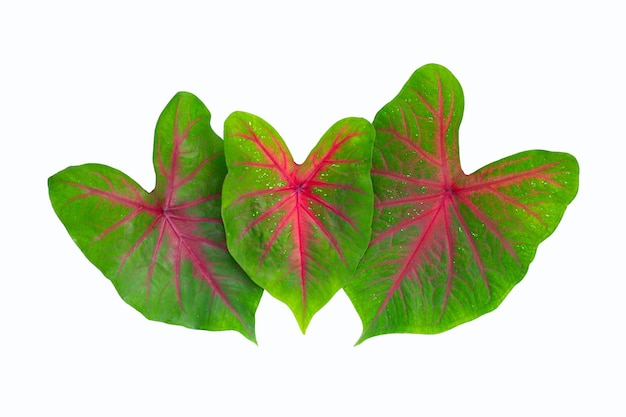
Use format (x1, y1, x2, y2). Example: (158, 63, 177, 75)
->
(296, 313, 311, 335)
(353, 336, 366, 347)
(244, 331, 259, 345)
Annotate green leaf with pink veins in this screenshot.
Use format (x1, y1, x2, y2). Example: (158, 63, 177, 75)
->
(345, 64, 579, 344)
(49, 92, 263, 343)
(222, 112, 375, 332)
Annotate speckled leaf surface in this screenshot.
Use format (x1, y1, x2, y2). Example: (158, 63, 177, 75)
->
(49, 93, 262, 342)
(345, 64, 579, 344)
(222, 112, 374, 332)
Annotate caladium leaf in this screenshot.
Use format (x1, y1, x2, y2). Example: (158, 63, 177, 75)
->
(49, 92, 263, 342)
(345, 64, 579, 344)
(222, 112, 375, 332)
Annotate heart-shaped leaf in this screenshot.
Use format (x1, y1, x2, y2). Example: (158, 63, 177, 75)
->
(222, 112, 375, 332)
(345, 64, 579, 344)
(49, 92, 263, 342)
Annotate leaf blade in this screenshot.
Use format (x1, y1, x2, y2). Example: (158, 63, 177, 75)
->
(345, 64, 579, 343)
(49, 92, 262, 342)
(222, 112, 375, 331)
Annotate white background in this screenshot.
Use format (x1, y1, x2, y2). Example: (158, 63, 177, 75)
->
(1, 1, 623, 415)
